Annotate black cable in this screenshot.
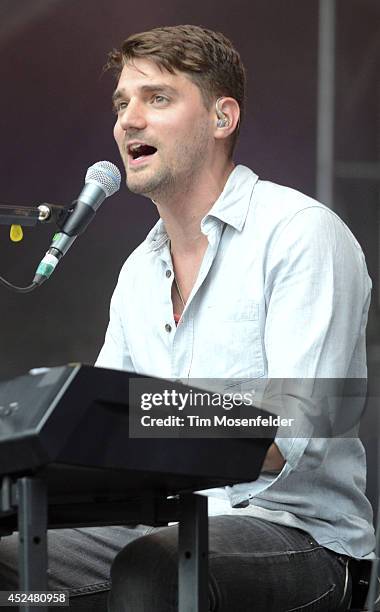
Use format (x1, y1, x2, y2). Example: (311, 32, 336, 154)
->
(0, 275, 38, 293)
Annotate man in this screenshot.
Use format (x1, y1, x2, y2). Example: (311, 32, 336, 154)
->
(95, 24, 375, 611)
(0, 24, 374, 612)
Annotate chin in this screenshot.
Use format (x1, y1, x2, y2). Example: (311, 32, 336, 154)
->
(126, 180, 148, 195)
(127, 166, 172, 198)
(126, 177, 156, 197)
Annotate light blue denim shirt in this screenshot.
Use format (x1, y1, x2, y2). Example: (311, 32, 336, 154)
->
(96, 165, 375, 559)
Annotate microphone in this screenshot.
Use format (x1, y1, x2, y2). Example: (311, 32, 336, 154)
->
(33, 161, 121, 286)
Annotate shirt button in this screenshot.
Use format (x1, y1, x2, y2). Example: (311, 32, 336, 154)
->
(165, 323, 172, 333)
(166, 269, 172, 278)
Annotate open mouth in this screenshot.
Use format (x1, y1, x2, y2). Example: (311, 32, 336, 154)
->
(128, 143, 158, 164)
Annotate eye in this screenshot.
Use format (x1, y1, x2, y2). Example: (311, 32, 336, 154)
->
(152, 95, 169, 105)
(113, 100, 128, 115)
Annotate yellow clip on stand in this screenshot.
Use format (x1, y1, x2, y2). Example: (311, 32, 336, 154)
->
(10, 224, 23, 242)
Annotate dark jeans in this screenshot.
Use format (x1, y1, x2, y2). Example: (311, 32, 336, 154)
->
(109, 516, 352, 612)
(0, 525, 154, 611)
(0, 517, 351, 611)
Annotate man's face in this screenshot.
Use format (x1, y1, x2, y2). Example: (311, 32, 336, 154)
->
(112, 58, 214, 199)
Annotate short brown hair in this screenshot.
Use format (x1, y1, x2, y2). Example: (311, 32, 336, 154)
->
(106, 25, 246, 154)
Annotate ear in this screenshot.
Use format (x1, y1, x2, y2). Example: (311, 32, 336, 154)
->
(213, 97, 240, 141)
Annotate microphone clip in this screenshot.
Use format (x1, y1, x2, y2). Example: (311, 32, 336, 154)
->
(0, 203, 67, 227)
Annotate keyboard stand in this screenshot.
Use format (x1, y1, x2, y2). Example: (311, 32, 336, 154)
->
(6, 475, 209, 612)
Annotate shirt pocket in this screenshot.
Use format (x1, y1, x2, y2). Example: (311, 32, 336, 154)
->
(203, 300, 265, 378)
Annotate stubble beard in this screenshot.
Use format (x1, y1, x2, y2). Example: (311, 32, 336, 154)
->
(125, 120, 211, 201)
(126, 162, 175, 199)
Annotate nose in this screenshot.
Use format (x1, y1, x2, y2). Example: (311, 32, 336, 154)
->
(117, 99, 147, 132)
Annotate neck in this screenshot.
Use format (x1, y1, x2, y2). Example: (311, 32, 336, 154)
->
(155, 159, 235, 256)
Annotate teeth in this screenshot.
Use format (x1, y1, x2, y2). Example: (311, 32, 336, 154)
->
(129, 143, 146, 153)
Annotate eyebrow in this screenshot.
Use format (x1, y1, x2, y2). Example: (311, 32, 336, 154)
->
(112, 84, 178, 104)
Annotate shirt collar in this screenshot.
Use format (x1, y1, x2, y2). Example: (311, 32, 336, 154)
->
(145, 165, 259, 251)
(202, 165, 259, 232)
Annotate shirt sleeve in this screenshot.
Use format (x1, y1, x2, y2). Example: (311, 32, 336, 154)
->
(264, 206, 371, 463)
(265, 207, 370, 377)
(95, 279, 135, 372)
